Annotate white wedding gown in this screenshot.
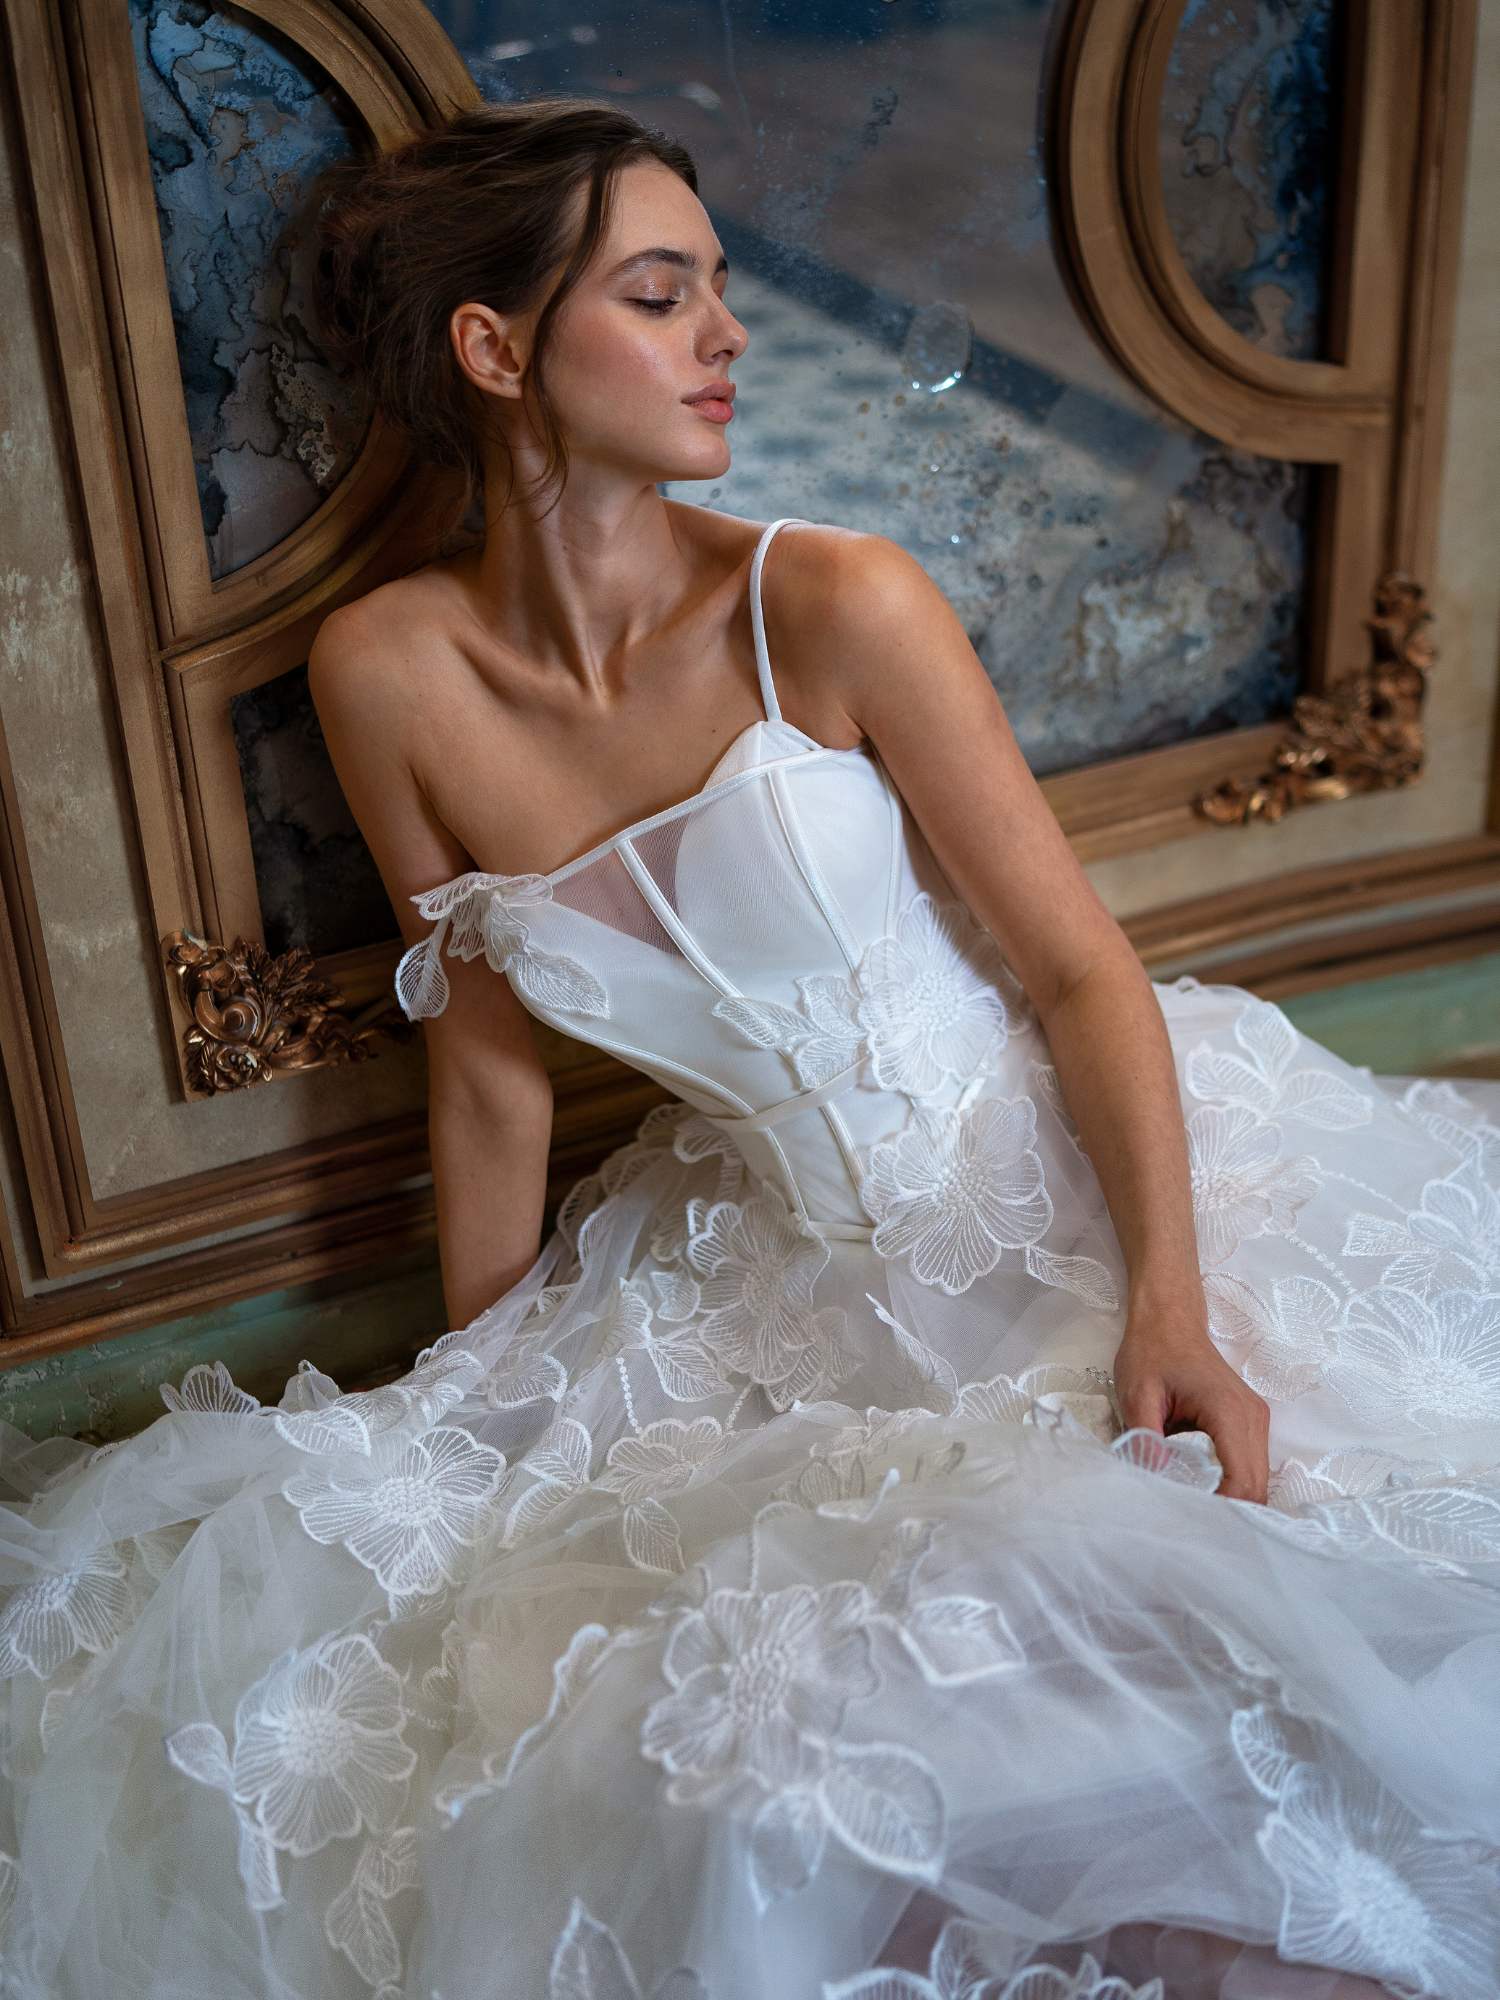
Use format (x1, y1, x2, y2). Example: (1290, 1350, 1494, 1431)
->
(3, 516, 1500, 2000)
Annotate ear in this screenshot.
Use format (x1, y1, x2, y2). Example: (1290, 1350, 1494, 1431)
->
(450, 301, 530, 403)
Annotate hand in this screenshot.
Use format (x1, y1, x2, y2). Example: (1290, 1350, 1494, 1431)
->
(1112, 1318, 1271, 1504)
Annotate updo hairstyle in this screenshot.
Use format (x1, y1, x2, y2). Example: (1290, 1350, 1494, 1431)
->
(309, 96, 698, 526)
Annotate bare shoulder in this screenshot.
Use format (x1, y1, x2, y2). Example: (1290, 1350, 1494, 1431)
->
(307, 568, 444, 718)
(764, 522, 942, 640)
(759, 521, 954, 737)
(307, 576, 475, 947)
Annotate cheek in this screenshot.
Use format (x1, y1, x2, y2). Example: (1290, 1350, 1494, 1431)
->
(556, 312, 679, 409)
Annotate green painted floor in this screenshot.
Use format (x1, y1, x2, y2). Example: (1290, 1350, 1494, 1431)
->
(4, 951, 1497, 1445)
(1276, 948, 1500, 1082)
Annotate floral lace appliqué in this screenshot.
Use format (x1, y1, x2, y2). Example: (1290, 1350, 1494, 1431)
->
(281, 1426, 509, 1613)
(858, 1096, 1053, 1296)
(711, 889, 1032, 1100)
(395, 870, 608, 1022)
(1229, 1700, 1500, 1995)
(165, 1630, 416, 1910)
(0, 1548, 131, 1682)
(1185, 1103, 1321, 1265)
(685, 1188, 856, 1407)
(1322, 1285, 1500, 1433)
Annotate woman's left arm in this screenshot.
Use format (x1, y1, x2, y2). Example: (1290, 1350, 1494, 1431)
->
(788, 527, 1270, 1503)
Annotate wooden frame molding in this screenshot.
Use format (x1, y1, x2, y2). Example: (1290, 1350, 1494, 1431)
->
(1049, 0, 1476, 837)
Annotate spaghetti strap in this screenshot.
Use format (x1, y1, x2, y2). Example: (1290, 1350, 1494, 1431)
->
(748, 516, 808, 723)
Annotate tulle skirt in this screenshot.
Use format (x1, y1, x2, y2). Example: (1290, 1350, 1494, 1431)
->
(2, 976, 1499, 1999)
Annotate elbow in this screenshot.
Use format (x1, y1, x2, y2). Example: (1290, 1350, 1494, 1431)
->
(427, 1060, 553, 1131)
(1039, 935, 1145, 1021)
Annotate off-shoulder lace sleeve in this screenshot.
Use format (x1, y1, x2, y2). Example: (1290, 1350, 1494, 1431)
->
(394, 871, 610, 1023)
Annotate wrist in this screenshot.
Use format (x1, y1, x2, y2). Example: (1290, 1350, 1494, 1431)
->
(1117, 1304, 1211, 1353)
(1125, 1265, 1207, 1323)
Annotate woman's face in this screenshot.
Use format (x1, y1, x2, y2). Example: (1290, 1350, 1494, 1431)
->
(519, 160, 750, 488)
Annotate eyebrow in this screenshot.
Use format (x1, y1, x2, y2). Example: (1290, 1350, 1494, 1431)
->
(606, 246, 730, 281)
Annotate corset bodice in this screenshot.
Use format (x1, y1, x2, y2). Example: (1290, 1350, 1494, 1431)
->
(395, 518, 1041, 1240)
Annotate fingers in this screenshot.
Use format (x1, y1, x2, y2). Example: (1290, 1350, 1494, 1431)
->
(1112, 1349, 1168, 1433)
(1213, 1396, 1271, 1505)
(1111, 1337, 1271, 1503)
(1117, 1381, 1167, 1433)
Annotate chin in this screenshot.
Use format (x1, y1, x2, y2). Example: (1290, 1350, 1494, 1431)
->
(652, 451, 732, 486)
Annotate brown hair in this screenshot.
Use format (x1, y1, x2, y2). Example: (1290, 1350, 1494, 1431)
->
(309, 96, 698, 527)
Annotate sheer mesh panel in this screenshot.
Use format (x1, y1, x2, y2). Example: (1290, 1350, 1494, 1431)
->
(629, 779, 841, 1001)
(549, 846, 681, 955)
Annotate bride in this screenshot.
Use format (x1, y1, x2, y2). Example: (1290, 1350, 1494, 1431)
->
(2, 96, 1498, 2000)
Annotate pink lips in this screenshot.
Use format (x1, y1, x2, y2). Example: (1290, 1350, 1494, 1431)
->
(684, 386, 736, 430)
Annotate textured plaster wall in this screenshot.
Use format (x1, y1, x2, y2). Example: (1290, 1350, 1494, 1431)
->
(0, 77, 431, 1294)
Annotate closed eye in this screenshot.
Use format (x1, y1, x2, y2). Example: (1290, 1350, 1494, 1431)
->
(630, 298, 678, 313)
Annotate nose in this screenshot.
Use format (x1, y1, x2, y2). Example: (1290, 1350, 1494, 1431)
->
(706, 294, 748, 364)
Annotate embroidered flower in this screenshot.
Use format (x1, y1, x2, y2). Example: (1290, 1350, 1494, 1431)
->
(685, 1191, 834, 1395)
(1342, 1154, 1500, 1300)
(281, 1428, 508, 1610)
(0, 1548, 130, 1681)
(160, 1359, 261, 1417)
(859, 1097, 1052, 1295)
(597, 1416, 729, 1505)
(1185, 1104, 1320, 1265)
(395, 870, 607, 1021)
(1323, 1287, 1500, 1433)
(1202, 1272, 1344, 1401)
(228, 1633, 415, 1856)
(640, 1580, 878, 1804)
(710, 892, 1032, 1105)
(856, 891, 1030, 1098)
(1257, 1763, 1500, 1993)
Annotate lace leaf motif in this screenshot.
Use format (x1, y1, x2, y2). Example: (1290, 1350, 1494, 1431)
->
(396, 870, 608, 1023)
(1185, 993, 1374, 1132)
(711, 889, 1033, 1100)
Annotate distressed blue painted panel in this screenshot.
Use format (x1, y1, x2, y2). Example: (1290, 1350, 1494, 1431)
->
(128, 0, 368, 576)
(1161, 0, 1339, 360)
(230, 664, 393, 957)
(430, 0, 1313, 776)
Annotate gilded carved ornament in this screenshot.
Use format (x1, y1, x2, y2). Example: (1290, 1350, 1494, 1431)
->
(161, 933, 412, 1095)
(1194, 573, 1435, 826)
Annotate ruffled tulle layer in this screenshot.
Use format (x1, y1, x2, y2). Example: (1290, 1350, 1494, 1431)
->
(3, 1372, 1499, 1999)
(2, 987, 1499, 1998)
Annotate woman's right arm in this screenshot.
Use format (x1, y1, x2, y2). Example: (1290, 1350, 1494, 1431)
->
(308, 600, 555, 1331)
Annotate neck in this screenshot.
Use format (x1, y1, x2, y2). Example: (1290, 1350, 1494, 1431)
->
(460, 488, 696, 696)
